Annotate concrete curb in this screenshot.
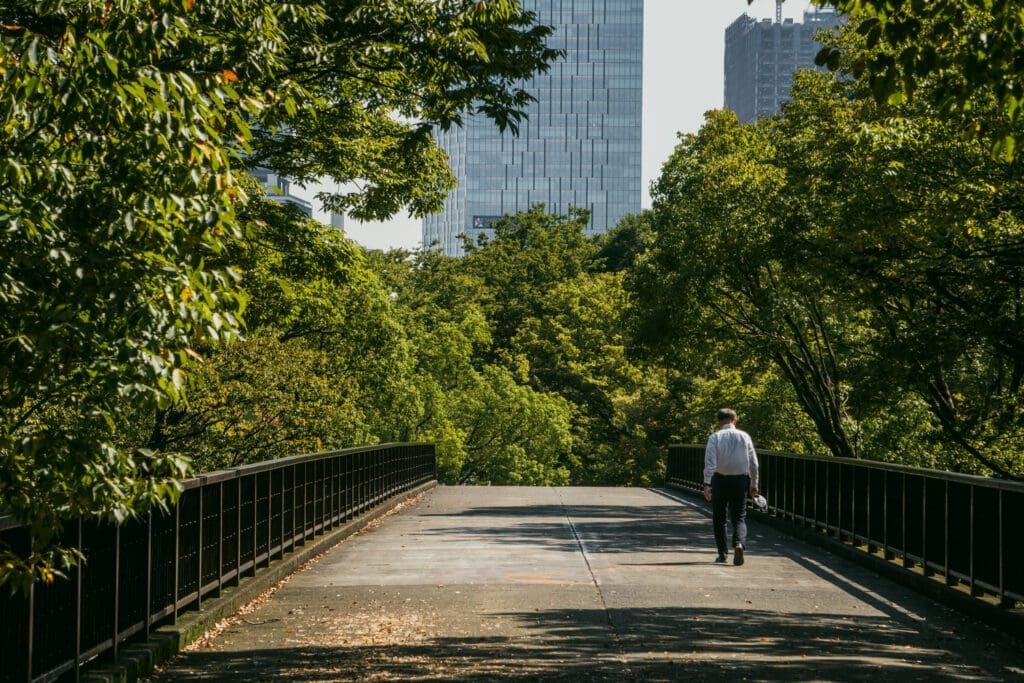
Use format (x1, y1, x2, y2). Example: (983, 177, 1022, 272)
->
(661, 483, 1024, 643)
(80, 480, 437, 683)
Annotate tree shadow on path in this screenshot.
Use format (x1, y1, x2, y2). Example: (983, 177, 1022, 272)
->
(151, 604, 1023, 682)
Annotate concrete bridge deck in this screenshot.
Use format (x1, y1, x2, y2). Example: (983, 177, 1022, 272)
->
(150, 486, 1024, 681)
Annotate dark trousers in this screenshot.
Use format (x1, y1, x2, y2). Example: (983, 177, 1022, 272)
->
(711, 473, 749, 554)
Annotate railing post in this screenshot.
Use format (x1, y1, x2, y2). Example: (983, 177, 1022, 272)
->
(293, 464, 300, 546)
(328, 457, 335, 528)
(266, 472, 272, 567)
(310, 463, 317, 536)
(944, 480, 954, 586)
(776, 456, 782, 518)
(315, 461, 321, 531)
(27, 581, 34, 682)
(145, 510, 152, 638)
(901, 474, 911, 568)
(236, 478, 242, 584)
(173, 501, 180, 622)
(113, 524, 120, 662)
(922, 478, 932, 576)
(969, 484, 977, 596)
(823, 461, 830, 535)
(995, 491, 1011, 610)
(851, 467, 858, 547)
(252, 475, 258, 568)
(279, 468, 286, 558)
(999, 489, 1009, 607)
(866, 469, 874, 553)
(75, 519, 82, 683)
(218, 482, 224, 596)
(883, 471, 891, 559)
(837, 463, 843, 542)
(802, 460, 808, 525)
(197, 486, 203, 609)
(347, 454, 353, 520)
(788, 457, 794, 520)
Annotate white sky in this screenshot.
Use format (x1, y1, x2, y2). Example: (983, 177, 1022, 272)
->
(299, 0, 814, 251)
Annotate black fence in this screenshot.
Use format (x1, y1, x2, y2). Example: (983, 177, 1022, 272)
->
(0, 443, 435, 683)
(667, 444, 1024, 607)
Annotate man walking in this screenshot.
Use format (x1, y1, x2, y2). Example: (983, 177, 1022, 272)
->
(703, 408, 759, 565)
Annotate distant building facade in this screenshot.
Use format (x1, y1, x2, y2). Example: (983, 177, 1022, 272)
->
(424, 0, 643, 256)
(724, 6, 843, 123)
(251, 168, 347, 229)
(251, 167, 313, 217)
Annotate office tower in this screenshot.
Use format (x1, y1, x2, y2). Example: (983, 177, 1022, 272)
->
(424, 0, 643, 256)
(251, 166, 313, 217)
(724, 4, 843, 123)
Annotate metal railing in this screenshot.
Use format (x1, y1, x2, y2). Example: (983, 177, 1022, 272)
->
(0, 443, 436, 683)
(667, 444, 1024, 607)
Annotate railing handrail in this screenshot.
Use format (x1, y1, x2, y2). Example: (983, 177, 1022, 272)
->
(0, 442, 437, 683)
(184, 442, 433, 487)
(669, 443, 1024, 492)
(0, 442, 434, 530)
(666, 442, 1024, 609)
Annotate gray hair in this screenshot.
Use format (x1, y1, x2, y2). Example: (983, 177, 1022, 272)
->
(717, 408, 737, 422)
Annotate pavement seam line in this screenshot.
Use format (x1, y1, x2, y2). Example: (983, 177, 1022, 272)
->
(555, 487, 633, 674)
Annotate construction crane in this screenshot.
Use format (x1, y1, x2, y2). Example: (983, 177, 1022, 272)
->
(776, 0, 784, 24)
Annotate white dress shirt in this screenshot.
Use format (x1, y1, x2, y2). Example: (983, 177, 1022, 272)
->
(703, 424, 759, 488)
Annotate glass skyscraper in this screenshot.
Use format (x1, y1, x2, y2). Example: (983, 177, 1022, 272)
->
(423, 0, 643, 256)
(724, 7, 843, 123)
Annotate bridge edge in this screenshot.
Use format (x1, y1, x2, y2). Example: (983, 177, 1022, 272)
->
(78, 480, 438, 683)
(663, 482, 1024, 646)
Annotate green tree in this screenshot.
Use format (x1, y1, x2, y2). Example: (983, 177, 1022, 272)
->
(129, 185, 392, 472)
(369, 247, 574, 485)
(461, 206, 598, 351)
(248, 0, 562, 220)
(774, 69, 1024, 477)
(443, 364, 572, 485)
(512, 271, 670, 484)
(669, 359, 819, 456)
(595, 211, 655, 273)
(630, 108, 871, 461)
(808, 0, 1024, 156)
(137, 330, 364, 471)
(633, 59, 1024, 478)
(1, 0, 254, 587)
(1, 0, 560, 588)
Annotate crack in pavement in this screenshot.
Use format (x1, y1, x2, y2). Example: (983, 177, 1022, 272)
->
(555, 486, 634, 676)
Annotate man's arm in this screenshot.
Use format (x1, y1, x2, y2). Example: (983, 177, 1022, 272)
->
(703, 434, 717, 501)
(747, 436, 759, 495)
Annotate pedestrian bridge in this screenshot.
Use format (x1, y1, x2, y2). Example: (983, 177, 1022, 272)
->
(2, 445, 1023, 681)
(155, 485, 1023, 680)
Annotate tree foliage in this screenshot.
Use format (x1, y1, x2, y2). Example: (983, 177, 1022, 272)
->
(806, 0, 1024, 157)
(372, 237, 576, 486)
(2, 0, 253, 586)
(0, 0, 559, 589)
(632, 61, 1024, 478)
(6, 0, 1024, 594)
(453, 208, 691, 485)
(774, 69, 1024, 477)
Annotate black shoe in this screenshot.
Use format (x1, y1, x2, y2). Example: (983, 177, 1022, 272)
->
(733, 545, 745, 566)
(715, 553, 727, 563)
